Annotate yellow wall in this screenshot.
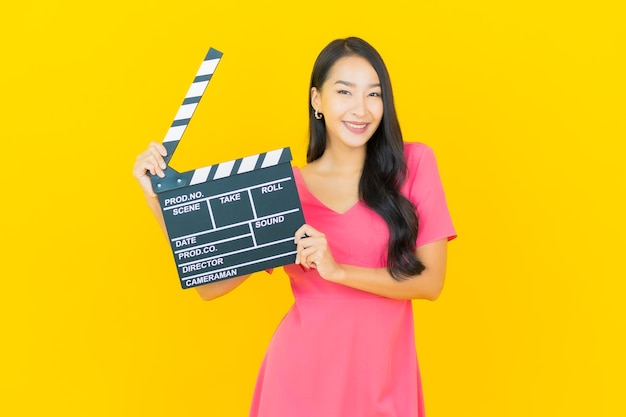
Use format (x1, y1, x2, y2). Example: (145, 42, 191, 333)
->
(2, 1, 624, 416)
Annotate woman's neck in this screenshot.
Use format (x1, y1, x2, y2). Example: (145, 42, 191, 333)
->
(315, 143, 366, 175)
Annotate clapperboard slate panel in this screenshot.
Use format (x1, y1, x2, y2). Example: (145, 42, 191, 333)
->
(150, 48, 304, 289)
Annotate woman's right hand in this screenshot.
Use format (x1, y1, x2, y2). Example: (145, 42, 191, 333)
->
(131, 140, 253, 300)
(132, 141, 168, 198)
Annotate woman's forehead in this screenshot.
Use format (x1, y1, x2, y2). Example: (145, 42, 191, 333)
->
(325, 56, 380, 85)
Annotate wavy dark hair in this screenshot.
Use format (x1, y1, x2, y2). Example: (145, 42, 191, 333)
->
(308, 37, 425, 280)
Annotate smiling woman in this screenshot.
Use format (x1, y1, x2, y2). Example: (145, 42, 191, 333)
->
(133, 36, 456, 417)
(249, 39, 456, 417)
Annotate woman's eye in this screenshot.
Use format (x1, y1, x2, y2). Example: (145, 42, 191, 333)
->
(369, 92, 381, 97)
(337, 90, 350, 95)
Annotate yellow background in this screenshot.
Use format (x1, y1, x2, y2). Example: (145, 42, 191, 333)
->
(2, 1, 624, 416)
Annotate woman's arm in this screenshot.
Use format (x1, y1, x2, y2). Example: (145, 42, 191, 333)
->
(132, 141, 251, 300)
(294, 224, 448, 300)
(331, 239, 447, 300)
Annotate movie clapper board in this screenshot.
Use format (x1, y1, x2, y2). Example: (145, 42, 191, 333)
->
(150, 47, 304, 289)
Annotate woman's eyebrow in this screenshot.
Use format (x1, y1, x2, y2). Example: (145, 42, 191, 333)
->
(334, 80, 381, 88)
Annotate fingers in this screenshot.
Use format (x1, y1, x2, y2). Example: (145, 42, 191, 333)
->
(304, 250, 324, 269)
(294, 224, 322, 244)
(133, 142, 168, 179)
(132, 142, 169, 198)
(145, 142, 167, 176)
(294, 224, 327, 268)
(293, 225, 341, 279)
(297, 238, 322, 263)
(298, 239, 330, 271)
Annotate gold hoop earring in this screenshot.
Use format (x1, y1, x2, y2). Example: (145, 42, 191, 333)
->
(314, 109, 323, 120)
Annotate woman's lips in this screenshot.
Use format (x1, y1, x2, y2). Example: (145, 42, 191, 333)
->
(343, 121, 368, 133)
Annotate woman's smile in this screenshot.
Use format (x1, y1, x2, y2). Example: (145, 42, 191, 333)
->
(343, 121, 369, 134)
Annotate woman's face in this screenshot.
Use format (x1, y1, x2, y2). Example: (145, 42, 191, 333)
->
(311, 55, 383, 151)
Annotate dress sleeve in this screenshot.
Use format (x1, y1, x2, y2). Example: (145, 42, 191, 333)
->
(402, 142, 457, 247)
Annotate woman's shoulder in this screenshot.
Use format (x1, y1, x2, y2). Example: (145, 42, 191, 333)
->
(403, 141, 436, 169)
(403, 141, 434, 157)
(292, 160, 318, 182)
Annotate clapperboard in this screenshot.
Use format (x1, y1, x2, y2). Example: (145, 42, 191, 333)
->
(150, 48, 305, 289)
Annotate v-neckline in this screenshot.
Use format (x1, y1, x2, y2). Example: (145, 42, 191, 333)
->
(294, 167, 361, 216)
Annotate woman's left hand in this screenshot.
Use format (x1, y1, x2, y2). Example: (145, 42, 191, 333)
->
(294, 224, 343, 281)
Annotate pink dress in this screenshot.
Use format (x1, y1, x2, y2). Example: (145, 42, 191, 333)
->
(250, 142, 456, 417)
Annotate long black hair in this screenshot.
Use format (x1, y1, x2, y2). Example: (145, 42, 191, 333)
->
(308, 37, 425, 280)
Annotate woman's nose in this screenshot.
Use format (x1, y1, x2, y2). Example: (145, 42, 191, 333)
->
(351, 95, 366, 116)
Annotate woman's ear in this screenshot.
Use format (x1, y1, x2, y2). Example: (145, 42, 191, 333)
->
(311, 87, 321, 112)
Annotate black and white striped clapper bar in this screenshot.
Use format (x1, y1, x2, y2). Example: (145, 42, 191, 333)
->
(150, 48, 304, 289)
